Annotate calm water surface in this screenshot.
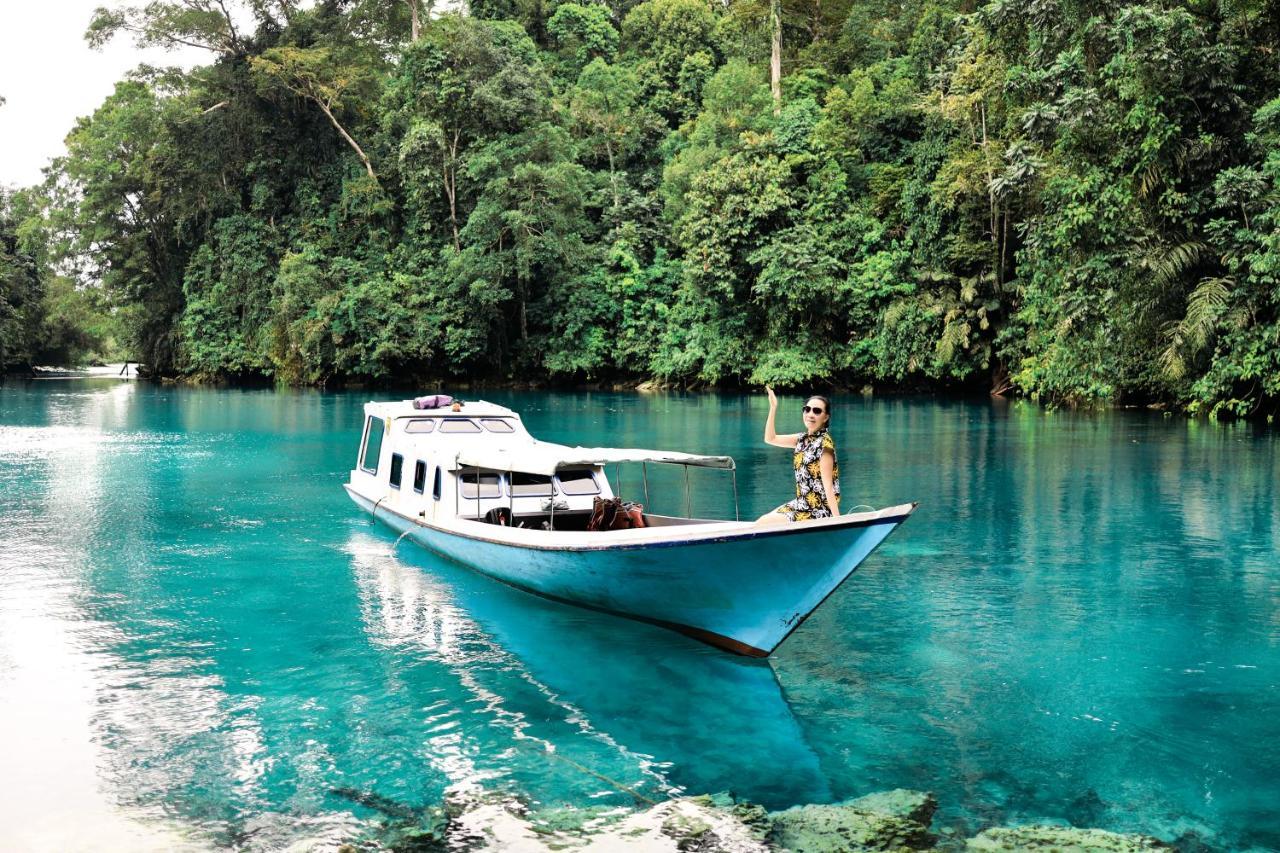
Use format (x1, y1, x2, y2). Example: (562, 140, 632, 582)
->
(1, 380, 1277, 850)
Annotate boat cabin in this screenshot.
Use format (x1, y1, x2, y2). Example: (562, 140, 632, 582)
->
(350, 399, 737, 530)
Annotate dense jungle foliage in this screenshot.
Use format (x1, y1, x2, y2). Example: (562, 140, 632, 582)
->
(4, 0, 1280, 416)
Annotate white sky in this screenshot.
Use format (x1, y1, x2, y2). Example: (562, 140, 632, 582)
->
(0, 1, 206, 189)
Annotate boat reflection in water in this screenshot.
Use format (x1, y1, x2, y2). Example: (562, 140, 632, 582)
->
(345, 529, 831, 813)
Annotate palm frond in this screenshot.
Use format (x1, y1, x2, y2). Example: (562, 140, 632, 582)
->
(1137, 164, 1162, 200)
(1141, 240, 1208, 291)
(1160, 275, 1233, 380)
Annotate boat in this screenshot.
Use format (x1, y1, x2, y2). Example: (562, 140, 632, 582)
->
(343, 397, 916, 657)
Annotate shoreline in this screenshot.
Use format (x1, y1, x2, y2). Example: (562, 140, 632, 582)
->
(6, 366, 1269, 423)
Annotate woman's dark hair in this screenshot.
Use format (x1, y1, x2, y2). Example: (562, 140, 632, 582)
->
(806, 394, 832, 412)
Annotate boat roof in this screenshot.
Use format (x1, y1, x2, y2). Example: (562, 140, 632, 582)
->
(367, 399, 520, 419)
(364, 398, 735, 474)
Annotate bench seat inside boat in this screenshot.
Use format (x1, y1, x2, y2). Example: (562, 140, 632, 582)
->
(466, 511, 716, 531)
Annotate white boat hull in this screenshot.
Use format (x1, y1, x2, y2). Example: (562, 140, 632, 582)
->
(346, 485, 914, 656)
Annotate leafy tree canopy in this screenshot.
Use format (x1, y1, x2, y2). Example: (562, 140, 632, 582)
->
(6, 0, 1279, 419)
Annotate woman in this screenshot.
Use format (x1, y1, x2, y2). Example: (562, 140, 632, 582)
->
(758, 386, 840, 522)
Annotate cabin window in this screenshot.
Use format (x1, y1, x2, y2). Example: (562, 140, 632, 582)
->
(556, 469, 600, 495)
(389, 453, 404, 489)
(432, 467, 442, 500)
(360, 417, 385, 474)
(413, 460, 427, 494)
(460, 472, 502, 498)
(405, 419, 436, 433)
(481, 418, 515, 433)
(439, 419, 481, 434)
(508, 472, 554, 497)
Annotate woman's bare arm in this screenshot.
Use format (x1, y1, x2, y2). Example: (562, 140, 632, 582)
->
(819, 450, 840, 516)
(764, 386, 801, 448)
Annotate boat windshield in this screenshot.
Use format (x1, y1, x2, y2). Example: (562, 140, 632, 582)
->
(556, 469, 600, 495)
(459, 472, 502, 498)
(406, 417, 516, 434)
(509, 472, 554, 496)
(439, 419, 482, 434)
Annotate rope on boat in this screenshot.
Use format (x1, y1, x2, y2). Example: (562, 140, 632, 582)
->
(370, 496, 387, 524)
(533, 743, 659, 807)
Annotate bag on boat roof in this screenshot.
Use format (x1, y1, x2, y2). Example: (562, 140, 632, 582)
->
(413, 394, 454, 410)
(588, 497, 646, 531)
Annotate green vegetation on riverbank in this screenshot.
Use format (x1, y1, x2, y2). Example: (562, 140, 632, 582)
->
(4, 0, 1280, 416)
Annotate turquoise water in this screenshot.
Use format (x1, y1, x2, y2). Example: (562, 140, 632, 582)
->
(1, 380, 1277, 850)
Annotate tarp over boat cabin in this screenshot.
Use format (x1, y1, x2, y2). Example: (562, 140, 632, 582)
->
(449, 444, 734, 476)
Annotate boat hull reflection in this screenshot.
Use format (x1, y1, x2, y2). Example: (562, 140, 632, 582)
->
(347, 531, 832, 809)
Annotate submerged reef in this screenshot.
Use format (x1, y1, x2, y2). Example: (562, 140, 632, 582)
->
(767, 790, 938, 851)
(335, 786, 1173, 852)
(964, 826, 1172, 851)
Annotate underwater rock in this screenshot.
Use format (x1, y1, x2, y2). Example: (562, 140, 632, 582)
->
(445, 798, 560, 850)
(383, 825, 450, 852)
(766, 798, 937, 852)
(846, 790, 939, 828)
(1169, 829, 1215, 853)
(1065, 789, 1108, 827)
(524, 803, 630, 836)
(334, 787, 1185, 852)
(403, 792, 770, 851)
(620, 799, 770, 851)
(330, 786, 421, 822)
(965, 825, 1172, 851)
(691, 794, 772, 841)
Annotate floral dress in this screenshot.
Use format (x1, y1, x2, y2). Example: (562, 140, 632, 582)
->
(775, 429, 840, 521)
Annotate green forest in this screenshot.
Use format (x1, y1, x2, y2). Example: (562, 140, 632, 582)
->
(3, 0, 1280, 416)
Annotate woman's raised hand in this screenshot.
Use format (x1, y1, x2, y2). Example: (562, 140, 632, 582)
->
(763, 386, 788, 447)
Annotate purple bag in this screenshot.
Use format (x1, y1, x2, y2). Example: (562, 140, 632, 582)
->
(413, 394, 454, 410)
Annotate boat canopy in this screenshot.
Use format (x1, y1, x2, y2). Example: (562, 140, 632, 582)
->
(450, 443, 735, 475)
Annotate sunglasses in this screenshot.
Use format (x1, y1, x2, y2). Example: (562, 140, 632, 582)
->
(803, 405, 825, 415)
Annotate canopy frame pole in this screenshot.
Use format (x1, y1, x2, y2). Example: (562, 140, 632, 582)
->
(454, 454, 461, 519)
(642, 463, 649, 508)
(508, 468, 513, 521)
(684, 464, 691, 518)
(731, 466, 740, 522)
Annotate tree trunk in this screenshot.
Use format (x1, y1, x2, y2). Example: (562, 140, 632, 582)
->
(770, 0, 782, 115)
(605, 138, 620, 213)
(315, 99, 376, 180)
(518, 279, 528, 341)
(1000, 207, 1009, 286)
(990, 362, 1012, 396)
(446, 129, 461, 251)
(980, 101, 997, 255)
(406, 0, 421, 41)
